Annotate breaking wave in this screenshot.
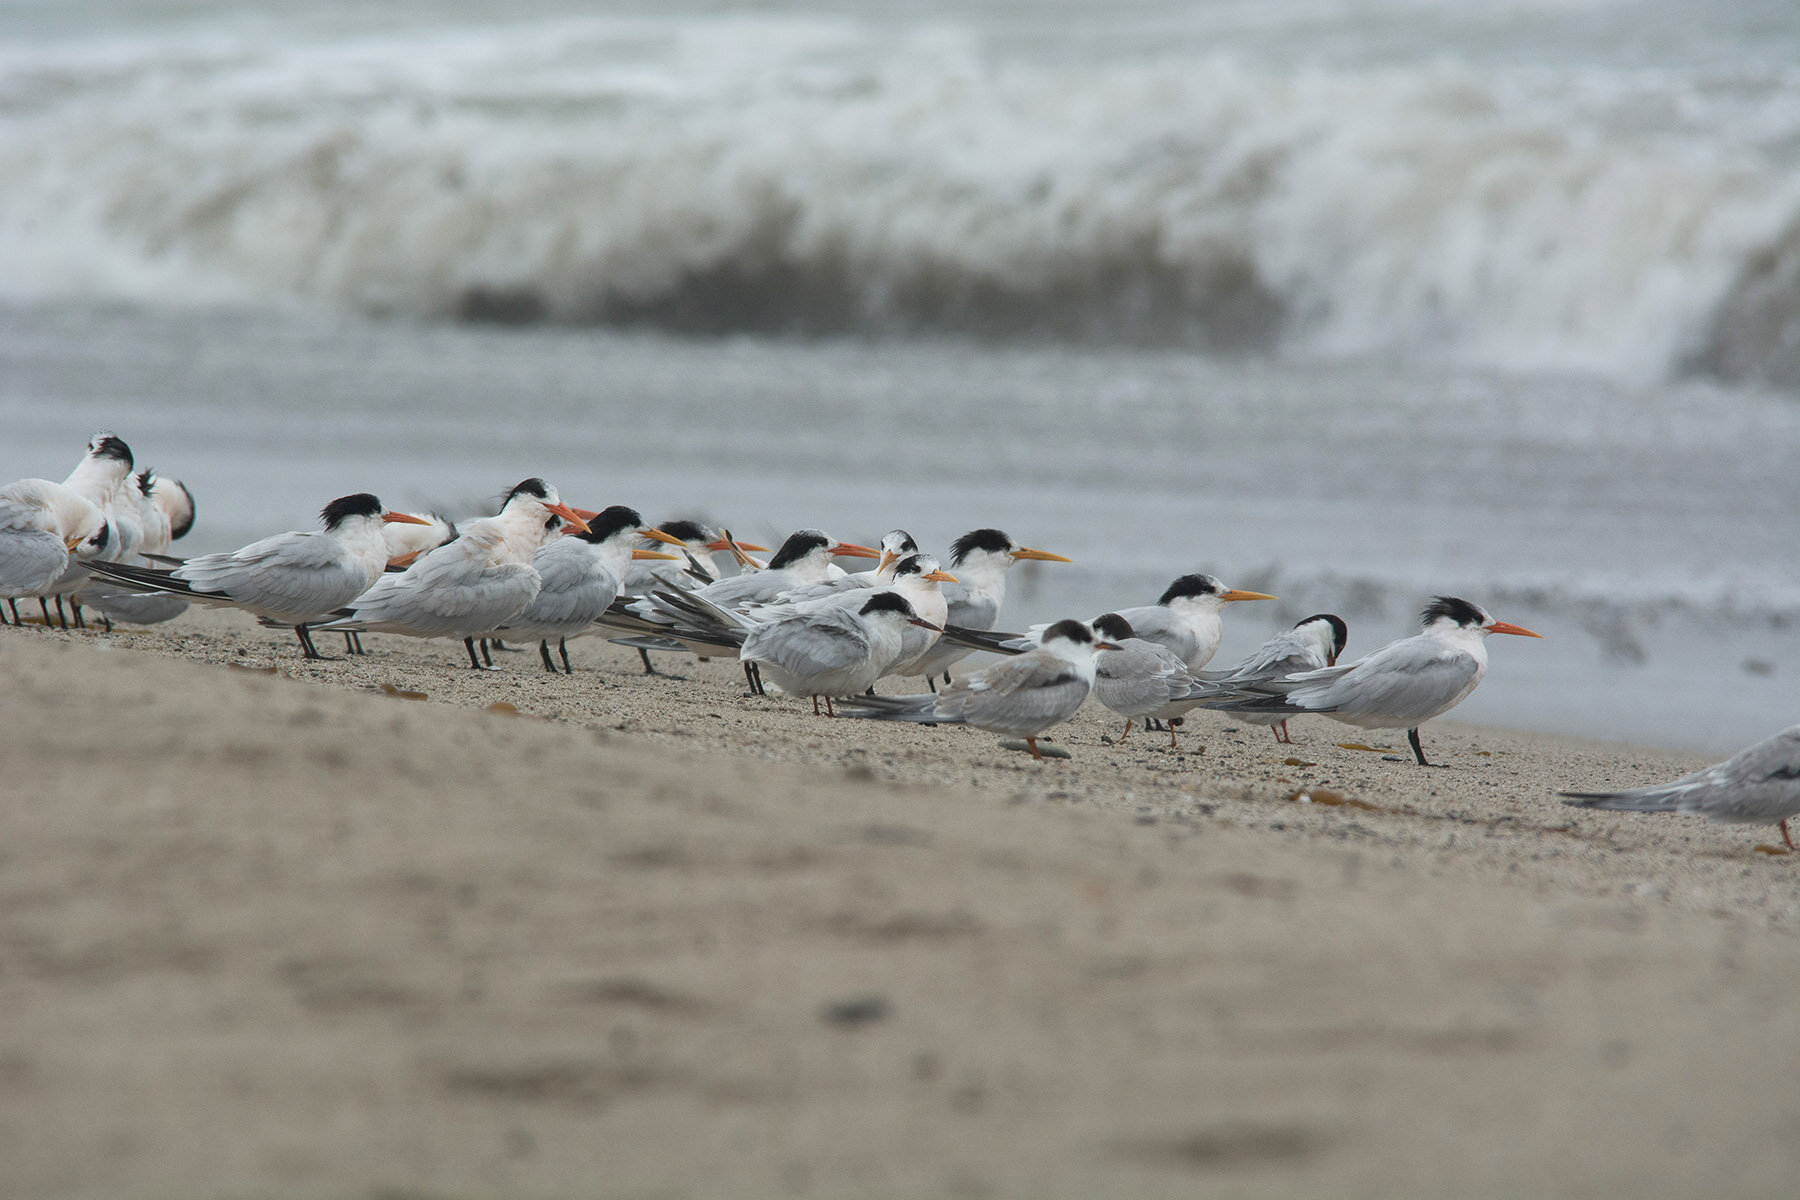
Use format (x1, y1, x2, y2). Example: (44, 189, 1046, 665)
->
(3, 16, 1799, 387)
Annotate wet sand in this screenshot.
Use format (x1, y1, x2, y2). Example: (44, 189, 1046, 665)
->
(3, 610, 1798, 1198)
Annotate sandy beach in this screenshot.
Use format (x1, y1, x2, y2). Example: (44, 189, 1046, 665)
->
(2, 610, 1797, 1198)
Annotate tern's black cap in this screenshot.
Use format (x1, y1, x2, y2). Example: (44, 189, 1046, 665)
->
(1299, 613, 1349, 656)
(1041, 618, 1095, 645)
(1156, 573, 1225, 606)
(90, 432, 133, 467)
(949, 528, 1014, 565)
(1421, 596, 1487, 628)
(576, 505, 645, 543)
(1091, 612, 1136, 642)
(859, 591, 919, 620)
(321, 493, 384, 528)
(768, 529, 832, 570)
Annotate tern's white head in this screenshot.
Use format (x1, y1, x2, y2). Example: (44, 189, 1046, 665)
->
(766, 528, 880, 574)
(1156, 573, 1277, 616)
(1294, 613, 1350, 665)
(568, 504, 683, 574)
(857, 589, 939, 634)
(1038, 618, 1122, 676)
(875, 528, 920, 575)
(495, 477, 591, 546)
(62, 431, 135, 501)
(381, 511, 457, 566)
(149, 474, 197, 542)
(1419, 596, 1542, 643)
(946, 528, 1072, 591)
(1090, 612, 1137, 646)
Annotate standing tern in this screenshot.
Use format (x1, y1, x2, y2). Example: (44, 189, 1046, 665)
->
(0, 479, 110, 624)
(1208, 597, 1541, 766)
(314, 478, 589, 669)
(905, 529, 1072, 687)
(37, 432, 135, 628)
(1562, 725, 1800, 851)
(495, 505, 682, 673)
(738, 591, 941, 715)
(1085, 612, 1224, 747)
(83, 494, 431, 658)
(839, 619, 1120, 760)
(604, 528, 878, 633)
(615, 520, 767, 676)
(1202, 614, 1348, 743)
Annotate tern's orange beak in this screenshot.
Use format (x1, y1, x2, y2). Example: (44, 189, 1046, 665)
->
(1095, 641, 1123, 651)
(545, 502, 590, 534)
(1220, 589, 1277, 602)
(632, 549, 681, 561)
(1489, 621, 1543, 639)
(877, 551, 900, 573)
(923, 569, 958, 583)
(387, 549, 423, 568)
(909, 617, 945, 632)
(638, 527, 686, 547)
(570, 507, 600, 523)
(707, 538, 767, 553)
(381, 511, 431, 526)
(832, 541, 880, 560)
(1010, 547, 1072, 563)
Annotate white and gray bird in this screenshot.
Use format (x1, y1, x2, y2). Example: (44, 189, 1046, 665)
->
(78, 468, 197, 628)
(905, 528, 1072, 687)
(738, 590, 942, 715)
(745, 529, 919, 610)
(840, 619, 1120, 760)
(314, 478, 589, 668)
(1085, 612, 1226, 748)
(1208, 597, 1540, 766)
(0, 479, 111, 625)
(495, 505, 682, 674)
(603, 528, 878, 636)
(741, 551, 956, 679)
(1562, 725, 1800, 851)
(1201, 613, 1348, 743)
(1093, 573, 1276, 673)
(32, 432, 136, 628)
(83, 493, 431, 658)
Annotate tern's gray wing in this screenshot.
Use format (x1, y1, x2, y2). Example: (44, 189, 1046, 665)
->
(175, 531, 376, 621)
(1211, 628, 1332, 682)
(936, 650, 1091, 734)
(504, 544, 618, 634)
(0, 524, 68, 594)
(1094, 638, 1201, 717)
(1562, 726, 1800, 825)
(742, 610, 872, 675)
(1109, 605, 1195, 662)
(942, 585, 999, 631)
(326, 544, 538, 634)
(1286, 640, 1478, 722)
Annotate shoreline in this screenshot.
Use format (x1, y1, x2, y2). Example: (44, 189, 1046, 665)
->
(4, 612, 1798, 1197)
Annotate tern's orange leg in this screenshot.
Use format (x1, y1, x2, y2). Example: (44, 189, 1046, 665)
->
(1783, 819, 1795, 852)
(1118, 720, 1133, 743)
(825, 696, 836, 718)
(1026, 737, 1043, 761)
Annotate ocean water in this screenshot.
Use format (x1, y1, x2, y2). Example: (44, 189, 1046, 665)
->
(3, 0, 1799, 753)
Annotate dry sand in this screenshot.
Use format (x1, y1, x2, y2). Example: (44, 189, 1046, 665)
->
(3, 609, 1798, 1198)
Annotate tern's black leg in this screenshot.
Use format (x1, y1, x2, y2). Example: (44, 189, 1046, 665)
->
(480, 639, 494, 668)
(1408, 727, 1429, 766)
(40, 598, 55, 626)
(295, 625, 322, 659)
(0, 603, 9, 625)
(942, 672, 951, 687)
(637, 647, 656, 674)
(538, 640, 559, 673)
(926, 676, 938, 694)
(70, 599, 86, 629)
(100, 615, 112, 633)
(558, 638, 573, 674)
(465, 637, 484, 669)
(743, 660, 765, 696)
(343, 631, 366, 656)
(53, 596, 68, 629)
(6, 599, 19, 623)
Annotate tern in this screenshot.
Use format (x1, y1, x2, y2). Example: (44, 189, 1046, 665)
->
(78, 469, 196, 628)
(615, 520, 768, 676)
(83, 494, 432, 658)
(314, 478, 589, 668)
(1202, 614, 1348, 743)
(1096, 573, 1276, 672)
(904, 529, 1072, 687)
(738, 590, 942, 715)
(602, 528, 878, 638)
(495, 505, 682, 673)
(1562, 725, 1800, 851)
(1209, 597, 1541, 766)
(0, 479, 110, 625)
(839, 619, 1120, 760)
(35, 432, 135, 628)
(746, 529, 920, 610)
(1085, 613, 1225, 747)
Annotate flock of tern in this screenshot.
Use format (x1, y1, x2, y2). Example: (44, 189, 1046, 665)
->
(4, 430, 1797, 851)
